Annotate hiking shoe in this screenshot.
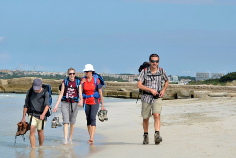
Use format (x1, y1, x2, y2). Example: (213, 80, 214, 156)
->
(102, 110, 108, 121)
(51, 118, 57, 128)
(143, 134, 149, 145)
(154, 133, 162, 145)
(16, 122, 23, 136)
(97, 110, 104, 122)
(54, 117, 62, 127)
(20, 122, 29, 135)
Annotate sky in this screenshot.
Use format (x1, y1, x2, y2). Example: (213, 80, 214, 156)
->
(0, 0, 235, 77)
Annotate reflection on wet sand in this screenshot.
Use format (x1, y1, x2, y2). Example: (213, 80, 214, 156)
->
(29, 148, 44, 158)
(28, 145, 78, 158)
(24, 141, 104, 158)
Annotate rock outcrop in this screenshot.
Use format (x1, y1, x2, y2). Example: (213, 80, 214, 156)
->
(0, 77, 62, 94)
(1, 77, 236, 99)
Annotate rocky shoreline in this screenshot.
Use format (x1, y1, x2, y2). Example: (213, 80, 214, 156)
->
(1, 77, 236, 99)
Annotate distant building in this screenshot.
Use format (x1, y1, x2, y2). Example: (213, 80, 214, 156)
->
(196, 72, 225, 81)
(128, 75, 138, 82)
(0, 69, 10, 73)
(179, 79, 191, 85)
(169, 75, 179, 83)
(196, 73, 210, 81)
(211, 73, 224, 79)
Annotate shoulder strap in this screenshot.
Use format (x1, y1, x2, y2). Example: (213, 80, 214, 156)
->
(159, 67, 164, 76)
(27, 87, 34, 113)
(65, 77, 81, 88)
(142, 68, 148, 85)
(144, 68, 148, 78)
(75, 78, 81, 88)
(64, 77, 69, 87)
(93, 74, 98, 86)
(27, 87, 34, 104)
(42, 87, 47, 97)
(143, 67, 148, 80)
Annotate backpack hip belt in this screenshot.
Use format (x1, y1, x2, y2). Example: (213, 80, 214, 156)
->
(82, 92, 100, 99)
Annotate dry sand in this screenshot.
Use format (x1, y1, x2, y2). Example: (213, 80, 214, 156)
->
(75, 97, 236, 158)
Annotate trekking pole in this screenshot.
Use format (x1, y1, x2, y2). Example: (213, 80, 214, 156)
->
(136, 92, 141, 104)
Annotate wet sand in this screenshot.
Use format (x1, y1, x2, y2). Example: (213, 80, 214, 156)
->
(78, 97, 236, 158)
(11, 97, 236, 158)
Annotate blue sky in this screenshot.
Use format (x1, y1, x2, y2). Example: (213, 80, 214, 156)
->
(0, 0, 235, 77)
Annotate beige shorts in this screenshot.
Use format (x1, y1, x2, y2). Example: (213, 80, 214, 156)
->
(141, 99, 162, 119)
(28, 115, 46, 130)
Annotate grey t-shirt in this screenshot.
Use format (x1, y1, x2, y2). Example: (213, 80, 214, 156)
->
(24, 88, 50, 119)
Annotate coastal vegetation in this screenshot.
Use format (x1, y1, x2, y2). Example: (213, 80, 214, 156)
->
(188, 72, 236, 86)
(0, 72, 128, 82)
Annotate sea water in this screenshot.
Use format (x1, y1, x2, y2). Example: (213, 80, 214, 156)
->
(0, 93, 134, 158)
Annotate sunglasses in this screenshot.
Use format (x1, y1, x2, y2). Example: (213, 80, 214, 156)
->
(69, 73, 75, 75)
(150, 60, 159, 63)
(84, 71, 91, 73)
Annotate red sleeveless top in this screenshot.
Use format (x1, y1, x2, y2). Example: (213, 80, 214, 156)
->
(82, 77, 101, 105)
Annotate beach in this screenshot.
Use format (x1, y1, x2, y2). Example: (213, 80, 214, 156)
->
(1, 94, 236, 158)
(83, 97, 236, 158)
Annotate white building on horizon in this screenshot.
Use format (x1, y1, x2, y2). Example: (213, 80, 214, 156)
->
(196, 72, 225, 81)
(211, 73, 225, 79)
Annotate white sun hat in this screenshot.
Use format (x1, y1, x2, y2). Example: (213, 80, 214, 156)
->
(83, 64, 95, 72)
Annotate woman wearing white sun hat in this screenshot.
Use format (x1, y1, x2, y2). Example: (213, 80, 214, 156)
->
(81, 64, 106, 144)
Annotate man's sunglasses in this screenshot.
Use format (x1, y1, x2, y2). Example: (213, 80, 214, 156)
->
(150, 60, 159, 63)
(69, 73, 75, 75)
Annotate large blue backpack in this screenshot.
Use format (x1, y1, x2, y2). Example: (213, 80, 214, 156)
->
(93, 73, 105, 89)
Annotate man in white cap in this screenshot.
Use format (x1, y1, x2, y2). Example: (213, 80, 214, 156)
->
(21, 78, 50, 148)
